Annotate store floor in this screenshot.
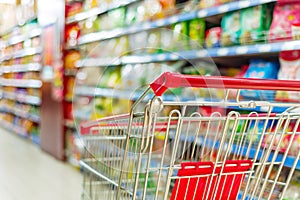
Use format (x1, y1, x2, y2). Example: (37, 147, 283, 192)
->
(0, 128, 82, 200)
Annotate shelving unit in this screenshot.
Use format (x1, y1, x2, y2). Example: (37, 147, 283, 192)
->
(0, 18, 43, 144)
(74, 0, 276, 46)
(66, 0, 139, 24)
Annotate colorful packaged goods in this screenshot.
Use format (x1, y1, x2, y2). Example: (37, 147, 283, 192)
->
(239, 5, 273, 44)
(188, 19, 206, 48)
(205, 27, 222, 48)
(276, 50, 300, 101)
(241, 59, 279, 101)
(269, 1, 300, 42)
(221, 11, 241, 46)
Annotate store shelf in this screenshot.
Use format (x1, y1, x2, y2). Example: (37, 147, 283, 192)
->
(4, 28, 42, 47)
(66, 0, 139, 24)
(0, 78, 42, 88)
(75, 57, 121, 68)
(1, 91, 41, 105)
(175, 134, 300, 170)
(77, 0, 276, 45)
(76, 40, 300, 67)
(0, 119, 27, 137)
(1, 63, 42, 73)
(0, 46, 43, 62)
(74, 86, 186, 101)
(123, 40, 300, 64)
(0, 16, 37, 36)
(0, 105, 40, 123)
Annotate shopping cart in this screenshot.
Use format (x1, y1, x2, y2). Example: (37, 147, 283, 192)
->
(79, 72, 300, 200)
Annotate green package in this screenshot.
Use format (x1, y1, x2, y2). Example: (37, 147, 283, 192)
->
(172, 22, 189, 50)
(108, 7, 126, 29)
(221, 11, 241, 46)
(239, 5, 273, 44)
(188, 19, 206, 49)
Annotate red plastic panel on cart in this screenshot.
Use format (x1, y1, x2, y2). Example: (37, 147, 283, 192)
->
(171, 160, 252, 200)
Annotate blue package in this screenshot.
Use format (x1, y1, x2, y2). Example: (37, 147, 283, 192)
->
(241, 59, 279, 101)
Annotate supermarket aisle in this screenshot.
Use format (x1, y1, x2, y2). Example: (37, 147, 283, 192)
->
(0, 128, 82, 200)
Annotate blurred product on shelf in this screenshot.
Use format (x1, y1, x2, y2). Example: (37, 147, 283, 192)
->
(65, 128, 83, 168)
(187, 19, 206, 48)
(239, 5, 273, 44)
(269, 1, 300, 42)
(241, 59, 279, 100)
(65, 77, 75, 100)
(200, 0, 236, 8)
(221, 11, 241, 46)
(65, 1, 83, 17)
(64, 50, 81, 69)
(276, 50, 300, 101)
(65, 24, 80, 47)
(205, 27, 222, 48)
(221, 4, 273, 46)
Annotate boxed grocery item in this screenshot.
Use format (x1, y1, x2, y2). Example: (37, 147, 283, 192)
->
(221, 11, 241, 46)
(241, 59, 279, 101)
(172, 22, 189, 50)
(269, 1, 300, 42)
(205, 27, 222, 48)
(240, 5, 273, 44)
(188, 19, 206, 48)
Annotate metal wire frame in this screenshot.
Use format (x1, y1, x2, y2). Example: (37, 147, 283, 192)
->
(80, 87, 300, 200)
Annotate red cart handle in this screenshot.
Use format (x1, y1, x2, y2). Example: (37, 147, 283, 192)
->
(150, 72, 300, 96)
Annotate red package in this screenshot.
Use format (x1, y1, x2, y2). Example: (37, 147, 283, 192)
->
(269, 2, 300, 42)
